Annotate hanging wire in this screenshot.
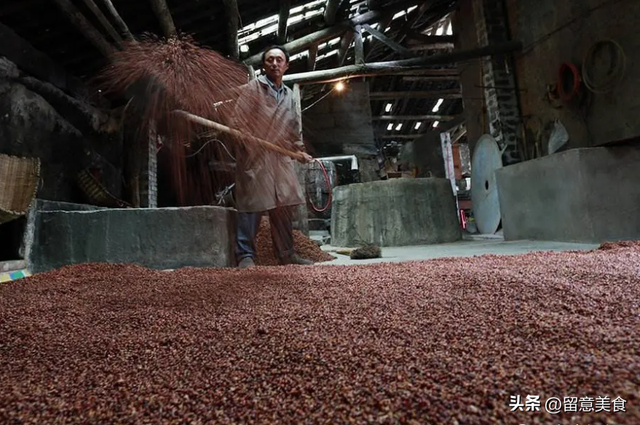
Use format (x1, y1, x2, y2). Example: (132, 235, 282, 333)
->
(185, 139, 236, 160)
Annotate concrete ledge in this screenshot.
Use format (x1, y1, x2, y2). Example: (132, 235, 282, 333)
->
(496, 146, 640, 243)
(330, 178, 461, 247)
(28, 206, 235, 273)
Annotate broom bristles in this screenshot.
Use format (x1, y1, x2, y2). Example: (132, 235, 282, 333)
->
(95, 33, 304, 207)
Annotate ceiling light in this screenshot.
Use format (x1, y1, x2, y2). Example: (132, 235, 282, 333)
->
(387, 123, 394, 131)
(433, 121, 440, 128)
(240, 44, 249, 53)
(395, 123, 403, 131)
(335, 81, 345, 91)
(385, 103, 393, 112)
(414, 122, 422, 130)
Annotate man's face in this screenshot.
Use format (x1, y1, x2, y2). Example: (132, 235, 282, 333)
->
(263, 49, 289, 80)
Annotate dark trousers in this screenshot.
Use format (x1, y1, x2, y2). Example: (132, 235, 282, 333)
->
(235, 206, 294, 262)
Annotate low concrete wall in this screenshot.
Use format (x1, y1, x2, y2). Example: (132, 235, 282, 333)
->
(331, 178, 461, 247)
(496, 146, 640, 243)
(28, 205, 235, 273)
(21, 199, 107, 261)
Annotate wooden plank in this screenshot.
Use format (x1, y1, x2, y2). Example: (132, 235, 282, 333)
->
(361, 23, 413, 57)
(370, 90, 461, 99)
(148, 0, 176, 37)
(283, 40, 522, 84)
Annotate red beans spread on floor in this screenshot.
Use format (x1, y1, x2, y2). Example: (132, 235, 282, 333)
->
(1, 242, 639, 424)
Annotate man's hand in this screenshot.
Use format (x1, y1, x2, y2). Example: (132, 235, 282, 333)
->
(299, 152, 313, 163)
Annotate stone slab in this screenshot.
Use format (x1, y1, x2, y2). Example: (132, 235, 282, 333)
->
(496, 146, 640, 243)
(331, 178, 461, 247)
(28, 206, 235, 273)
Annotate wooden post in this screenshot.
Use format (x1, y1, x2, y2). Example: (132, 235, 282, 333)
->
(278, 0, 291, 45)
(223, 0, 239, 59)
(336, 30, 355, 66)
(99, 0, 135, 41)
(81, 0, 123, 46)
(324, 0, 341, 26)
(292, 83, 309, 235)
(148, 0, 176, 38)
(354, 25, 364, 65)
(51, 0, 116, 57)
(307, 43, 318, 71)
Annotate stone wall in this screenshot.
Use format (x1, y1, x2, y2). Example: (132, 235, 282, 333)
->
(505, 0, 640, 148)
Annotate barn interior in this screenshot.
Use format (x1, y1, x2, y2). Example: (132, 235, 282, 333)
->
(1, 0, 639, 423)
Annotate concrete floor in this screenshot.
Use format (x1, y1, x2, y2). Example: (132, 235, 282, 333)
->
(319, 235, 599, 266)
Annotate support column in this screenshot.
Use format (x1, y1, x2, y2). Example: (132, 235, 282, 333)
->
(139, 125, 159, 208)
(474, 0, 521, 165)
(292, 83, 309, 235)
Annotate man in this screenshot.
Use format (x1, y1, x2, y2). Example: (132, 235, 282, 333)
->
(231, 45, 314, 268)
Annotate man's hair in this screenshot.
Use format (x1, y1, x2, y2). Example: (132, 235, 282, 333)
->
(261, 45, 290, 64)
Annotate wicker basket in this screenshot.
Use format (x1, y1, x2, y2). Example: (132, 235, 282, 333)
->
(0, 154, 41, 225)
(77, 168, 131, 208)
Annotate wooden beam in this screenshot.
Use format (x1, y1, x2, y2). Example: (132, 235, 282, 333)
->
(402, 75, 458, 82)
(370, 90, 461, 99)
(324, 0, 341, 26)
(354, 25, 364, 65)
(244, 0, 418, 66)
(380, 134, 426, 140)
(223, 0, 239, 59)
(0, 21, 94, 100)
(51, 0, 115, 57)
(283, 40, 522, 84)
(99, 0, 135, 41)
(373, 115, 456, 121)
(407, 34, 454, 45)
(81, 0, 123, 46)
(336, 30, 354, 66)
(361, 23, 413, 57)
(307, 43, 318, 71)
(148, 0, 176, 38)
(278, 0, 291, 44)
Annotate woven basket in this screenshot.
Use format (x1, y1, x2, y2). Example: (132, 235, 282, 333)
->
(0, 154, 41, 225)
(77, 168, 131, 208)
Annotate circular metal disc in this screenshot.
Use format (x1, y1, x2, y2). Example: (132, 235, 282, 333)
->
(471, 134, 503, 234)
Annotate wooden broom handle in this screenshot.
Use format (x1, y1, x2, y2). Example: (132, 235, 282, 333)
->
(172, 110, 305, 162)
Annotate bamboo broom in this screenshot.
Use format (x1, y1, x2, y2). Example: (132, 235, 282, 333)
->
(172, 110, 306, 162)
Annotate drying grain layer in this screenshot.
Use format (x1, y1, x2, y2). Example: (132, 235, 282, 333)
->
(1, 243, 640, 424)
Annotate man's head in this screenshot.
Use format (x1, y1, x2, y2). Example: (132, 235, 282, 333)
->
(261, 45, 290, 84)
